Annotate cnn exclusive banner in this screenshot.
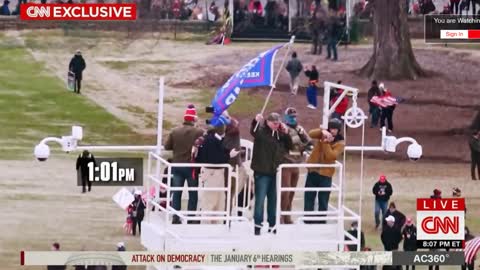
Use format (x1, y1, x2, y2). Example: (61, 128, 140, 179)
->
(19, 4, 137, 21)
(20, 251, 465, 266)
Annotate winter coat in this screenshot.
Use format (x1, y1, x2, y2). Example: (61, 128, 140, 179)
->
(372, 181, 393, 202)
(402, 225, 417, 251)
(76, 153, 96, 178)
(69, 55, 86, 78)
(368, 86, 381, 106)
(132, 197, 146, 220)
(164, 122, 204, 163)
(195, 132, 230, 165)
(307, 129, 345, 178)
(283, 124, 311, 164)
(331, 91, 349, 115)
(381, 226, 402, 251)
(345, 228, 365, 251)
(469, 136, 480, 153)
(223, 117, 242, 167)
(305, 69, 319, 84)
(285, 58, 303, 79)
(250, 119, 292, 175)
(326, 15, 342, 42)
(383, 209, 406, 231)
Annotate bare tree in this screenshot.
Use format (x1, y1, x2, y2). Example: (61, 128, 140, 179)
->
(358, 0, 427, 80)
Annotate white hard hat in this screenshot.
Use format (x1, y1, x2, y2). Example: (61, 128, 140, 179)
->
(134, 190, 142, 195)
(117, 242, 125, 248)
(379, 83, 385, 90)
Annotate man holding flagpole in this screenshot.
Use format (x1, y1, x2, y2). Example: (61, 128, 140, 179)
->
(250, 112, 292, 235)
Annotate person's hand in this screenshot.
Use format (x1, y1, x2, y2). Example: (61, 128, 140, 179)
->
(255, 114, 263, 122)
(229, 148, 240, 158)
(279, 123, 288, 133)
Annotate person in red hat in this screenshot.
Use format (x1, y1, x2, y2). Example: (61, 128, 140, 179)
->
(372, 174, 393, 230)
(164, 104, 205, 224)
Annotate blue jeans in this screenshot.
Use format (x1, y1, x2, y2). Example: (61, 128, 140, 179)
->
(327, 39, 338, 60)
(369, 105, 380, 127)
(304, 172, 332, 224)
(171, 167, 198, 222)
(374, 200, 388, 227)
(306, 85, 318, 107)
(254, 173, 277, 228)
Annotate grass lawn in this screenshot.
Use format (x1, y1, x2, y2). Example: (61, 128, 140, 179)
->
(0, 35, 154, 160)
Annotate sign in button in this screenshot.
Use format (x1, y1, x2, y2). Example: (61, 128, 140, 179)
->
(440, 30, 468, 39)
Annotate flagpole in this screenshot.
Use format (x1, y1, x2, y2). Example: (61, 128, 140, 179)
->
(254, 35, 295, 132)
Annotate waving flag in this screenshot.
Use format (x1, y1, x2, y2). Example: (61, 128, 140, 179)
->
(465, 237, 480, 264)
(209, 44, 286, 125)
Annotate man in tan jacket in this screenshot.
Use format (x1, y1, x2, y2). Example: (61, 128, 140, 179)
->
(304, 118, 345, 224)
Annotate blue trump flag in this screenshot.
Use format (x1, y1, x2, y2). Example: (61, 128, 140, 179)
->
(209, 44, 285, 126)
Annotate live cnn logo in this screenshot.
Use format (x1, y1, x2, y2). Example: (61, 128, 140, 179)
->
(19, 4, 137, 21)
(416, 198, 465, 249)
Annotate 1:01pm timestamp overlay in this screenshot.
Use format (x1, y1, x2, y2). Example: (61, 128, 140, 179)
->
(78, 158, 143, 186)
(425, 15, 480, 43)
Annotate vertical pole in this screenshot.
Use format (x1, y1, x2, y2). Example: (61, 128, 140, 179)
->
(229, 0, 234, 32)
(157, 77, 164, 155)
(322, 82, 331, 129)
(288, 0, 292, 32)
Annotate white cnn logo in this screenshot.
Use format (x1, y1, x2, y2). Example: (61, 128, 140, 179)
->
(26, 6, 50, 17)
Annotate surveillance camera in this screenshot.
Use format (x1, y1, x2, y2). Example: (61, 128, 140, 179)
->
(34, 143, 50, 161)
(407, 143, 422, 161)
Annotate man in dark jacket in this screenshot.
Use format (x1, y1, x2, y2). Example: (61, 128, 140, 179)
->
(164, 104, 205, 224)
(402, 217, 417, 270)
(76, 150, 96, 193)
(325, 11, 342, 61)
(367, 80, 381, 128)
(251, 112, 292, 235)
(372, 175, 393, 229)
(310, 5, 327, 55)
(195, 124, 239, 224)
(69, 50, 86, 94)
(382, 202, 406, 231)
(285, 52, 303, 96)
(469, 130, 480, 180)
(131, 190, 145, 236)
(382, 216, 402, 270)
(346, 221, 365, 251)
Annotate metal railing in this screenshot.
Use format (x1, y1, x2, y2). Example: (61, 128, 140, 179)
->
(275, 161, 361, 252)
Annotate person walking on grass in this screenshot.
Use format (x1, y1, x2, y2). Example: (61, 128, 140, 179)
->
(372, 175, 393, 230)
(382, 202, 406, 232)
(469, 130, 480, 180)
(131, 190, 145, 236)
(367, 80, 381, 128)
(76, 150, 96, 194)
(285, 52, 303, 96)
(381, 216, 402, 270)
(402, 217, 417, 270)
(281, 107, 311, 224)
(379, 83, 396, 133)
(69, 50, 86, 94)
(304, 65, 319, 109)
(304, 118, 345, 224)
(251, 112, 292, 235)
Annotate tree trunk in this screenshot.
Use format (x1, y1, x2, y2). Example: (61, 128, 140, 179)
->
(358, 0, 426, 80)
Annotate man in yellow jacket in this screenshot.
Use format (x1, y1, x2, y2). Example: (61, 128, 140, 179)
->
(304, 118, 345, 224)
